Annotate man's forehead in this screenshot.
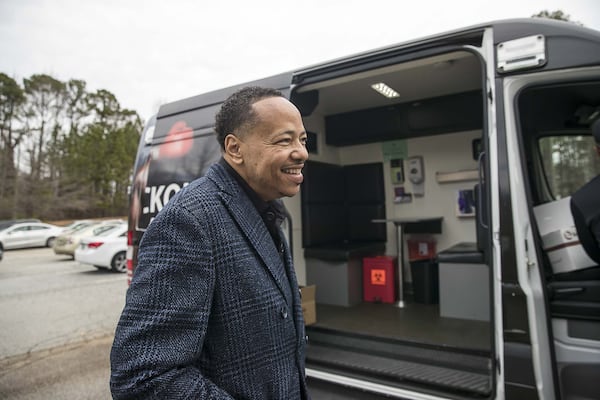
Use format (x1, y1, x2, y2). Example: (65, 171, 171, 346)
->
(251, 97, 302, 122)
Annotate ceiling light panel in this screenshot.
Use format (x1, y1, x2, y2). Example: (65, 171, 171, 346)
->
(371, 82, 400, 98)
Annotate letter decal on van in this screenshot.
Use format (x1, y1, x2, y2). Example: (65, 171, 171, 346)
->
(144, 183, 184, 214)
(163, 183, 181, 206)
(139, 182, 190, 229)
(146, 185, 165, 213)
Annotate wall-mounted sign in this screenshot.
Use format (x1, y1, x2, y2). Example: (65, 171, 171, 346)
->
(382, 140, 407, 162)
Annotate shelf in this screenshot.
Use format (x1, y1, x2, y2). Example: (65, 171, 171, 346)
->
(435, 169, 478, 183)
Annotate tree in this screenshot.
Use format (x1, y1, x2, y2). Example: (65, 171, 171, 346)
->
(17, 74, 67, 217)
(57, 89, 141, 217)
(532, 9, 582, 25)
(21, 74, 66, 178)
(64, 79, 91, 136)
(0, 73, 25, 209)
(0, 72, 142, 220)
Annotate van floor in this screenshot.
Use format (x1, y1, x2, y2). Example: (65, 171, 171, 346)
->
(309, 301, 491, 350)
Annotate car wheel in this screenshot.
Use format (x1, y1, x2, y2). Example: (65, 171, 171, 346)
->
(46, 237, 56, 248)
(111, 251, 127, 273)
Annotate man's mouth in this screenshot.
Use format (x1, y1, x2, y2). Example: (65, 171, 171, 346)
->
(282, 168, 302, 175)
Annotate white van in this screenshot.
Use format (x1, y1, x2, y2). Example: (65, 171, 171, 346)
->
(127, 19, 600, 399)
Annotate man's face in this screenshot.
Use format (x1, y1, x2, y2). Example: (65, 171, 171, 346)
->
(236, 97, 308, 201)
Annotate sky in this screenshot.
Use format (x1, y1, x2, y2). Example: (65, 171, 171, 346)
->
(1, 0, 599, 123)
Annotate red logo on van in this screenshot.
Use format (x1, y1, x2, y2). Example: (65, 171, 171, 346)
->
(159, 121, 193, 158)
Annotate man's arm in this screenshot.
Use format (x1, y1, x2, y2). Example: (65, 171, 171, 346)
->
(110, 203, 233, 399)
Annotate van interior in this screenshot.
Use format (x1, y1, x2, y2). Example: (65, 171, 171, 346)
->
(285, 47, 600, 397)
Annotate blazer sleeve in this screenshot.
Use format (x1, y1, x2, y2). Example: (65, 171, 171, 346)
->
(110, 202, 234, 400)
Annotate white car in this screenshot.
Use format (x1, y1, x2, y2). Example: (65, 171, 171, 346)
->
(75, 224, 128, 273)
(0, 222, 64, 250)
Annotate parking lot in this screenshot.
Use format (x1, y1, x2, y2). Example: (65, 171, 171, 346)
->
(0, 247, 381, 399)
(0, 247, 127, 399)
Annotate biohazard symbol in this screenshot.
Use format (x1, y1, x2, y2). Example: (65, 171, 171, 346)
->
(371, 269, 386, 285)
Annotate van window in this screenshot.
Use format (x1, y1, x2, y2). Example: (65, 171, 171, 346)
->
(538, 135, 600, 199)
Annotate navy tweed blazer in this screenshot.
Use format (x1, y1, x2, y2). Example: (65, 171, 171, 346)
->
(110, 162, 309, 399)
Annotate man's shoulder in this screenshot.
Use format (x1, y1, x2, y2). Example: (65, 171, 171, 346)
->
(173, 175, 220, 208)
(166, 163, 238, 210)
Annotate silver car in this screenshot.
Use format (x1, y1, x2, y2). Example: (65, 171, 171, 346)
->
(0, 222, 64, 250)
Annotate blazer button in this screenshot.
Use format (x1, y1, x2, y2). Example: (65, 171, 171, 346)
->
(280, 307, 288, 319)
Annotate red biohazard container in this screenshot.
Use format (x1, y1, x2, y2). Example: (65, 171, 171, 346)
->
(363, 256, 396, 303)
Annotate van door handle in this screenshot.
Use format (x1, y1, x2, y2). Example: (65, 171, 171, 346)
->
(553, 287, 584, 295)
(477, 151, 488, 229)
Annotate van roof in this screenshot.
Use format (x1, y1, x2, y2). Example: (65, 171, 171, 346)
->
(156, 18, 600, 120)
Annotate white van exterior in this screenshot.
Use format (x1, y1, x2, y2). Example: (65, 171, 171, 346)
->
(127, 19, 600, 400)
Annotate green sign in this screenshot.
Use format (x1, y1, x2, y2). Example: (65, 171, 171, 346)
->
(381, 140, 407, 161)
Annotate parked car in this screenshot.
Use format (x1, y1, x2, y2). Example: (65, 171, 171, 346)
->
(0, 222, 64, 250)
(53, 220, 125, 258)
(0, 218, 41, 232)
(75, 224, 128, 273)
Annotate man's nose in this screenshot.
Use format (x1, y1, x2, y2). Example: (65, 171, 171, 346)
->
(292, 139, 309, 160)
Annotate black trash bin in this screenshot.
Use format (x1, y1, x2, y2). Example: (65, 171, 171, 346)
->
(410, 259, 439, 304)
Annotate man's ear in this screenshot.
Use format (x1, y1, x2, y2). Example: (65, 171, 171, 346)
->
(224, 134, 243, 164)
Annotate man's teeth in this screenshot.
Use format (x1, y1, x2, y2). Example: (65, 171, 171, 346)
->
(283, 169, 301, 174)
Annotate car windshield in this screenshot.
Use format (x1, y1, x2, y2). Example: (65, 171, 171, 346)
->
(93, 224, 125, 237)
(67, 223, 93, 233)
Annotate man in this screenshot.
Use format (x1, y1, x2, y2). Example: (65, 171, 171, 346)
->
(110, 86, 310, 399)
(570, 117, 600, 264)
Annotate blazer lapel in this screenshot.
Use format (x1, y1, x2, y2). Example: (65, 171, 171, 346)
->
(208, 164, 293, 305)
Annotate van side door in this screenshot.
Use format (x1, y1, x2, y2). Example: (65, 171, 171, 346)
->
(499, 25, 600, 400)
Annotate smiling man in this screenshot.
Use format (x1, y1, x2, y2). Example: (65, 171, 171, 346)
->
(110, 87, 310, 399)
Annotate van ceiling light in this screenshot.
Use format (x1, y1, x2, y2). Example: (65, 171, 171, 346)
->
(371, 82, 400, 98)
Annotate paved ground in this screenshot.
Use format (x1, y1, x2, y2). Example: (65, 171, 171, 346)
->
(0, 247, 389, 399)
(0, 335, 113, 400)
(0, 247, 127, 359)
(0, 247, 126, 399)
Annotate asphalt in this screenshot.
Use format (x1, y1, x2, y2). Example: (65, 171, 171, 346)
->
(0, 335, 114, 400)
